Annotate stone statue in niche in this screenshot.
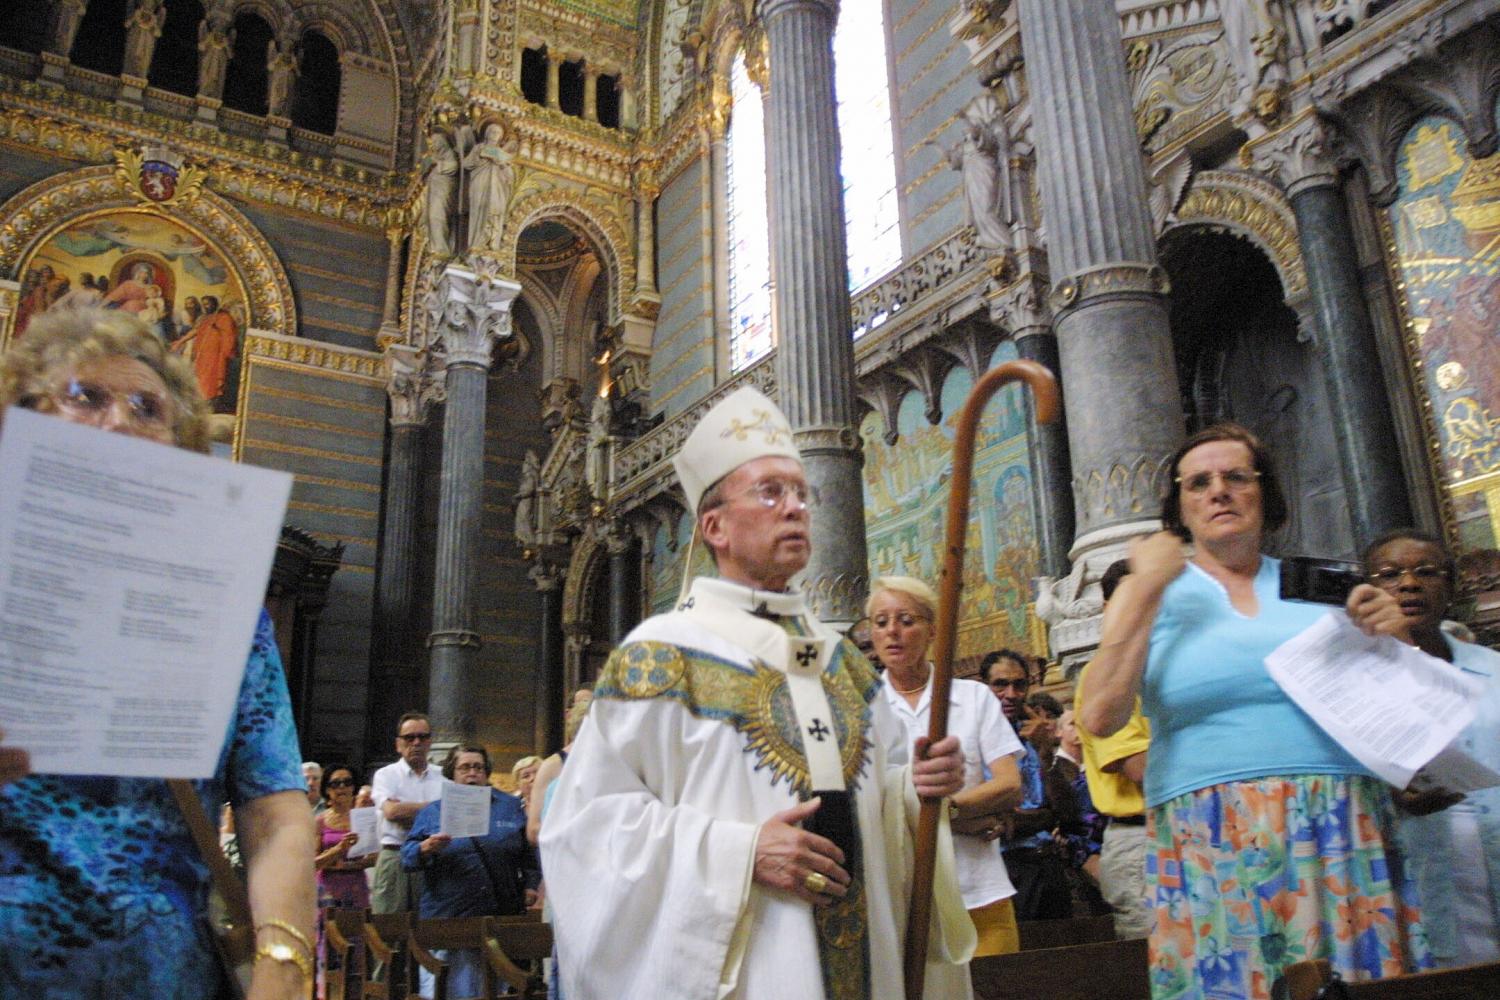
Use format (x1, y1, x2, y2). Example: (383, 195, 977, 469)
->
(586, 393, 612, 501)
(121, 0, 166, 79)
(420, 129, 460, 255)
(197, 14, 234, 100)
(265, 37, 300, 118)
(944, 92, 1014, 251)
(50, 0, 88, 59)
(515, 449, 541, 549)
(461, 122, 515, 252)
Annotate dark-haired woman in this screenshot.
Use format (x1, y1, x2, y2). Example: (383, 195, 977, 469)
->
(1365, 530, 1500, 968)
(1080, 423, 1431, 999)
(314, 764, 372, 997)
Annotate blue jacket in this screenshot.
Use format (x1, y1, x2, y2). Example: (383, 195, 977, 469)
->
(400, 789, 539, 919)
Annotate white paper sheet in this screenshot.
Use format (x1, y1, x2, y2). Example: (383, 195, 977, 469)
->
(0, 408, 292, 779)
(439, 781, 491, 838)
(347, 806, 380, 858)
(1264, 611, 1485, 789)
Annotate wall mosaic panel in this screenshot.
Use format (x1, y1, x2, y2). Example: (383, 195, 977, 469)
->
(1387, 109, 1500, 548)
(861, 341, 1043, 661)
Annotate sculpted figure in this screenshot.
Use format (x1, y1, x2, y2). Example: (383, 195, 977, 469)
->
(421, 130, 460, 255)
(266, 38, 300, 118)
(946, 93, 1014, 250)
(462, 123, 515, 252)
(49, 0, 88, 59)
(121, 0, 167, 79)
(197, 15, 234, 100)
(514, 449, 541, 548)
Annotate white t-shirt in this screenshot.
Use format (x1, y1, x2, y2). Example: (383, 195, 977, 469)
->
(370, 758, 448, 846)
(883, 673, 1023, 908)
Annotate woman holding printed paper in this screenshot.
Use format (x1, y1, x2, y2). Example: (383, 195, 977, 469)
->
(1079, 423, 1431, 1000)
(315, 763, 372, 995)
(0, 306, 314, 1000)
(1365, 530, 1500, 967)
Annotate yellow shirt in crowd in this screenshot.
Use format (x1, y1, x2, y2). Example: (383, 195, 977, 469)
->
(1074, 660, 1152, 818)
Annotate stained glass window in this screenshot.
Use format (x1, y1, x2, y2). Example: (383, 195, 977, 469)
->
(726, 53, 774, 373)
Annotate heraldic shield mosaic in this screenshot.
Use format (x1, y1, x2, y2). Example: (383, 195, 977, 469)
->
(1388, 104, 1500, 548)
(860, 341, 1043, 660)
(12, 210, 251, 417)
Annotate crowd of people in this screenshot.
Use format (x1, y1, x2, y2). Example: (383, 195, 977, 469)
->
(0, 305, 1497, 1000)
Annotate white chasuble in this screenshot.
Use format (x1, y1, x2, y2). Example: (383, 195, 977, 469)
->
(540, 577, 975, 1000)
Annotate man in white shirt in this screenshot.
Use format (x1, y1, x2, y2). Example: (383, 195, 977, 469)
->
(370, 712, 447, 913)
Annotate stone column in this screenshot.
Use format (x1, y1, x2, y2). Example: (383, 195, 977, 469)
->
(706, 99, 732, 349)
(606, 526, 641, 645)
(367, 345, 444, 756)
(1017, 0, 1183, 560)
(378, 228, 405, 343)
(545, 51, 561, 110)
(760, 0, 866, 623)
(1250, 115, 1413, 545)
(634, 171, 660, 299)
(531, 561, 566, 754)
(995, 276, 1075, 579)
(583, 66, 599, 122)
(424, 266, 521, 743)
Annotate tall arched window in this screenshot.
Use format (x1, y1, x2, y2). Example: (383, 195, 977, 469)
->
(222, 12, 273, 116)
(291, 30, 340, 134)
(147, 0, 205, 97)
(834, 0, 901, 294)
(70, 0, 129, 76)
(726, 52, 772, 373)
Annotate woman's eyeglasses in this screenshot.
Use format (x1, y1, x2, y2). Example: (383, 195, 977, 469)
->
(1175, 468, 1261, 495)
(39, 378, 173, 432)
(325, 778, 355, 789)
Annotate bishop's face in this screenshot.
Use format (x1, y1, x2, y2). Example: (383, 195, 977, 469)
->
(700, 456, 813, 591)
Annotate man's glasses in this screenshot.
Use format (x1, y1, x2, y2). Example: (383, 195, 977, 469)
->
(729, 478, 820, 511)
(1368, 564, 1450, 587)
(1176, 468, 1261, 494)
(325, 778, 355, 788)
(398, 731, 433, 743)
(39, 378, 173, 432)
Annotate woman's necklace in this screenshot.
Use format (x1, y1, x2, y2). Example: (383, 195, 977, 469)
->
(890, 668, 931, 695)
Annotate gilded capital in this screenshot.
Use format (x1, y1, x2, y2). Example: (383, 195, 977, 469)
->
(1243, 111, 1340, 197)
(425, 264, 522, 369)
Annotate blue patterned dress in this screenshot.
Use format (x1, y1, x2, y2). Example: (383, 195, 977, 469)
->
(0, 610, 304, 999)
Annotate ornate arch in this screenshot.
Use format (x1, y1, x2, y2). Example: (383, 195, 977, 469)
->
(0, 163, 297, 334)
(293, 2, 373, 57)
(500, 189, 634, 325)
(1166, 169, 1307, 302)
(562, 532, 609, 632)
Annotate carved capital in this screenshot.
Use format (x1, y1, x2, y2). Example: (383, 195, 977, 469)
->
(792, 425, 862, 457)
(384, 343, 446, 428)
(425, 264, 521, 369)
(801, 571, 870, 624)
(1244, 112, 1341, 197)
(1049, 263, 1168, 314)
(989, 271, 1051, 335)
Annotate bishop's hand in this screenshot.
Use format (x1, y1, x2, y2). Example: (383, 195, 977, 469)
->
(754, 798, 850, 907)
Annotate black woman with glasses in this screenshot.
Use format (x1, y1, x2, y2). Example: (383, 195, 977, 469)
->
(1365, 529, 1500, 968)
(1079, 423, 1432, 1000)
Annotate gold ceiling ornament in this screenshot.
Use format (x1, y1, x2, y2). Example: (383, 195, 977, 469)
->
(113, 146, 206, 209)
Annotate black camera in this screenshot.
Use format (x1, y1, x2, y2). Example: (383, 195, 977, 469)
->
(1279, 556, 1365, 606)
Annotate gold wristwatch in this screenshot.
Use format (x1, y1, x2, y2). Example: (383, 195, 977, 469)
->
(255, 941, 313, 983)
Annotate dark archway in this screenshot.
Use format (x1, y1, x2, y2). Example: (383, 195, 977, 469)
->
(291, 30, 340, 135)
(147, 0, 205, 97)
(0, 6, 49, 53)
(1161, 228, 1355, 559)
(222, 11, 273, 116)
(70, 0, 129, 76)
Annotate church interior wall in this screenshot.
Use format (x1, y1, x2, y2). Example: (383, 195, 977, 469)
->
(888, 0, 969, 252)
(649, 153, 717, 417)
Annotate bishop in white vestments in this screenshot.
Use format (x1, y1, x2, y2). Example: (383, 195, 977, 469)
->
(540, 388, 976, 1000)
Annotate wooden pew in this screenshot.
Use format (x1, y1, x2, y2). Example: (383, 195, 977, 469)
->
(482, 917, 553, 999)
(363, 912, 412, 1000)
(971, 937, 1151, 1000)
(324, 908, 367, 1000)
(1282, 959, 1500, 1000)
(1017, 916, 1117, 951)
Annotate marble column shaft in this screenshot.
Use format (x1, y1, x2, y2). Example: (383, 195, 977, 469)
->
(1017, 0, 1182, 549)
(607, 533, 641, 645)
(532, 565, 566, 754)
(426, 268, 520, 742)
(545, 52, 560, 109)
(1014, 329, 1075, 577)
(761, 0, 867, 621)
(635, 187, 658, 297)
(1288, 183, 1413, 544)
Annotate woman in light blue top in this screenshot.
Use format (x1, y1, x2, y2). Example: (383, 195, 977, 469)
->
(1079, 423, 1431, 1000)
(1365, 530, 1500, 968)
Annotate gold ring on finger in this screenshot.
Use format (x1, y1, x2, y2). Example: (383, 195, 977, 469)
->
(803, 871, 829, 895)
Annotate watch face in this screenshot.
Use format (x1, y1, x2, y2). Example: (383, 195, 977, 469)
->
(268, 943, 293, 960)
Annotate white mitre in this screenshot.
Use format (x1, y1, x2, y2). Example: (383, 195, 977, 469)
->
(672, 387, 802, 513)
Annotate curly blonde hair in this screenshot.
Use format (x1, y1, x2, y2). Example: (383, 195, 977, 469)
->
(0, 305, 210, 452)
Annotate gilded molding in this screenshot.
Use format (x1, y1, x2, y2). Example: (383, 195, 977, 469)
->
(1169, 169, 1307, 300)
(243, 332, 385, 381)
(0, 165, 297, 334)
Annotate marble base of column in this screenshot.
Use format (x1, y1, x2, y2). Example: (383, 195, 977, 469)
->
(798, 434, 868, 626)
(1014, 331, 1075, 578)
(1289, 184, 1412, 545)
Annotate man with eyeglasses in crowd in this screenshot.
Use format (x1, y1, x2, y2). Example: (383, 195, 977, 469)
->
(540, 387, 973, 1000)
(370, 712, 448, 913)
